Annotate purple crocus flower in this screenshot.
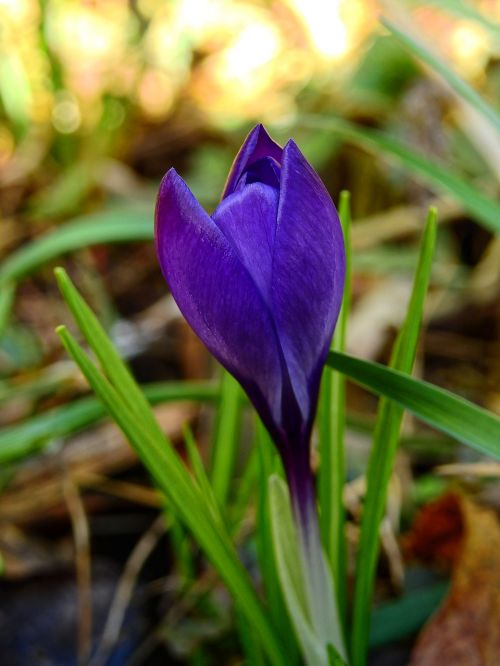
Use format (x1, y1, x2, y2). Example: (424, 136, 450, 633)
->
(155, 124, 345, 521)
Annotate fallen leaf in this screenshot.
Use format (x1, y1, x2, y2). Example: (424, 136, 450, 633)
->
(403, 492, 464, 566)
(410, 494, 500, 665)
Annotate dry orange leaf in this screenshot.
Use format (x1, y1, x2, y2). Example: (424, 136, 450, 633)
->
(410, 494, 500, 665)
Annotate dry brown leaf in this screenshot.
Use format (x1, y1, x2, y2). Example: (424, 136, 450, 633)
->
(404, 492, 464, 566)
(410, 495, 500, 665)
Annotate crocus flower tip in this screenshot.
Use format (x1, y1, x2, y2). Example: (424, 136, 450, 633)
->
(155, 124, 345, 511)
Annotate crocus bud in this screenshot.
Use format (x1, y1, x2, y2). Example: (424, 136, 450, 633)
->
(155, 124, 345, 515)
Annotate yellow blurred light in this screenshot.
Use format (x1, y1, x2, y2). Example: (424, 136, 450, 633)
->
(52, 93, 81, 133)
(175, 0, 224, 37)
(138, 69, 175, 118)
(220, 22, 281, 81)
(286, 0, 348, 59)
(450, 23, 489, 77)
(50, 7, 119, 61)
(0, 0, 36, 23)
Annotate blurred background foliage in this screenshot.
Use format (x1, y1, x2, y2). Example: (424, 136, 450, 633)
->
(0, 0, 499, 664)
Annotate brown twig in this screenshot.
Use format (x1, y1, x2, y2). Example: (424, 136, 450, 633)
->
(63, 478, 93, 666)
(88, 514, 167, 666)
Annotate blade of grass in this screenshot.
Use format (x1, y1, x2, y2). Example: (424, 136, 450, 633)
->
(0, 207, 153, 286)
(328, 350, 500, 459)
(55, 267, 169, 448)
(369, 580, 449, 649)
(183, 423, 225, 530)
(0, 381, 218, 465)
(318, 191, 351, 635)
(211, 370, 243, 509)
(349, 208, 437, 665)
(0, 282, 14, 337)
(56, 325, 287, 666)
(55, 267, 289, 663)
(382, 17, 500, 135)
(230, 445, 259, 533)
(255, 421, 299, 661)
(296, 115, 500, 233)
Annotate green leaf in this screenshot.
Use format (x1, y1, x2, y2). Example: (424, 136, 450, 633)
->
(255, 422, 299, 661)
(318, 190, 351, 635)
(328, 350, 500, 459)
(369, 581, 449, 648)
(382, 17, 500, 135)
(0, 282, 15, 337)
(295, 115, 500, 233)
(350, 209, 437, 665)
(0, 381, 218, 465)
(183, 423, 225, 530)
(55, 270, 288, 666)
(211, 370, 243, 508)
(0, 207, 153, 286)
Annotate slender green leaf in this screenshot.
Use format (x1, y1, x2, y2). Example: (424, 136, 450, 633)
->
(55, 270, 288, 665)
(350, 209, 437, 665)
(296, 115, 500, 233)
(382, 18, 500, 135)
(0, 207, 153, 286)
(255, 422, 299, 660)
(0, 282, 15, 337)
(328, 350, 500, 459)
(211, 370, 242, 508)
(0, 381, 217, 465)
(230, 445, 259, 533)
(318, 191, 351, 635)
(55, 267, 166, 447)
(183, 423, 225, 529)
(369, 581, 449, 648)
(56, 325, 287, 666)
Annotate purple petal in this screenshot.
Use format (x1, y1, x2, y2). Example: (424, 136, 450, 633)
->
(271, 140, 345, 423)
(222, 124, 283, 198)
(155, 169, 284, 428)
(211, 182, 279, 305)
(242, 157, 281, 190)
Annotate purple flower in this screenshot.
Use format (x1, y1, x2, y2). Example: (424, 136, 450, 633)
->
(155, 124, 345, 514)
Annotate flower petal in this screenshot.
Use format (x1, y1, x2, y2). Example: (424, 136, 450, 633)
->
(271, 140, 345, 422)
(211, 182, 279, 305)
(222, 124, 283, 198)
(155, 169, 284, 428)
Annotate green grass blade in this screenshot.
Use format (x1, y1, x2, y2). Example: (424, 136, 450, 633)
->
(0, 282, 15, 337)
(183, 423, 225, 529)
(328, 350, 500, 459)
(349, 209, 437, 665)
(54, 267, 164, 443)
(211, 370, 242, 508)
(56, 325, 287, 666)
(255, 421, 299, 660)
(382, 18, 500, 135)
(296, 115, 500, 233)
(55, 271, 287, 664)
(369, 580, 449, 649)
(230, 445, 259, 533)
(0, 207, 153, 286)
(0, 381, 217, 465)
(318, 191, 351, 635)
